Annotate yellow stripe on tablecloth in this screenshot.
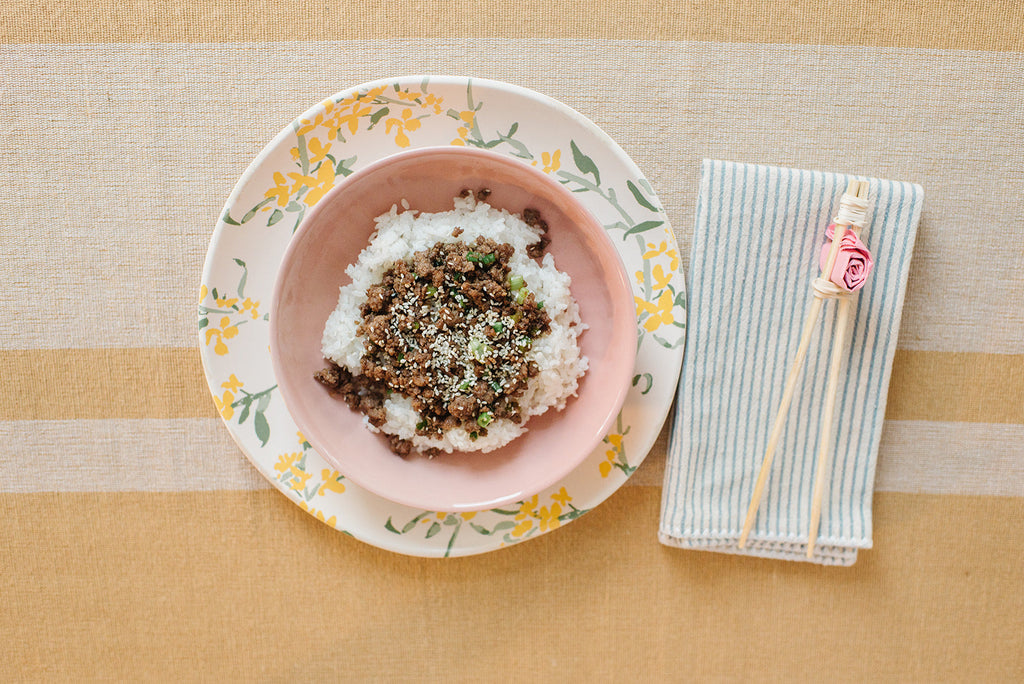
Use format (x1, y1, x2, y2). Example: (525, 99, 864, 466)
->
(1, 0, 1023, 51)
(0, 488, 1020, 680)
(3, 348, 1021, 423)
(886, 350, 1024, 423)
(0, 348, 215, 420)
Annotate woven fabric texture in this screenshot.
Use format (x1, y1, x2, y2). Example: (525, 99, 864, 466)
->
(1, 0, 1022, 678)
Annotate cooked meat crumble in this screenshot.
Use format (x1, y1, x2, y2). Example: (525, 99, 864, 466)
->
(316, 221, 552, 456)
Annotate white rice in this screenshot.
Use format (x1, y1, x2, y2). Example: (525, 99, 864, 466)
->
(321, 194, 588, 453)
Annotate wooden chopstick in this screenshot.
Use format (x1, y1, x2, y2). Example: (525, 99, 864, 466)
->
(806, 179, 870, 557)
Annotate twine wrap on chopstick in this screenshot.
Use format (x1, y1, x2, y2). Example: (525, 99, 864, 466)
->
(834, 191, 870, 228)
(813, 194, 873, 300)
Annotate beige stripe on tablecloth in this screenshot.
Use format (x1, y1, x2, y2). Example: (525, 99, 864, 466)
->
(873, 421, 1024, 495)
(634, 419, 1024, 497)
(2, 0, 1022, 51)
(0, 487, 1020, 680)
(0, 418, 269, 492)
(1, 41, 1023, 352)
(5, 416, 1023, 495)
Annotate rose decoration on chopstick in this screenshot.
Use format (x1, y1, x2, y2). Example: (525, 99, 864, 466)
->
(819, 223, 873, 291)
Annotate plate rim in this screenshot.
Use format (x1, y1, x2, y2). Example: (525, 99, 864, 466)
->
(198, 74, 687, 557)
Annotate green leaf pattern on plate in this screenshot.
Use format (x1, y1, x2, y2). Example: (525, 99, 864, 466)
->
(384, 486, 588, 558)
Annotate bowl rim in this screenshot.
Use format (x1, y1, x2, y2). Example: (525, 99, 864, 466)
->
(269, 145, 637, 511)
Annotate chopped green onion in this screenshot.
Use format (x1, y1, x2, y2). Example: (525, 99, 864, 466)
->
(412, 321, 420, 331)
(509, 274, 524, 291)
(470, 338, 487, 361)
(489, 381, 503, 393)
(476, 412, 493, 428)
(492, 322, 504, 334)
(470, 431, 478, 441)
(515, 288, 529, 305)
(426, 285, 437, 297)
(466, 252, 480, 263)
(536, 301, 545, 310)
(415, 420, 428, 430)
(458, 380, 472, 391)
(511, 311, 522, 324)
(481, 253, 496, 265)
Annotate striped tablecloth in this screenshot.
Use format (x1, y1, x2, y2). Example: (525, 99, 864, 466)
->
(3, 1, 1022, 679)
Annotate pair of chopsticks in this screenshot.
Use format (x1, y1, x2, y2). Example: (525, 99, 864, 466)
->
(738, 179, 872, 558)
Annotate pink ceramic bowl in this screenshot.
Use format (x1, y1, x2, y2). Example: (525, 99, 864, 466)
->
(270, 147, 636, 512)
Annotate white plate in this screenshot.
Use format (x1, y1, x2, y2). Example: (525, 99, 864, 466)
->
(198, 76, 686, 557)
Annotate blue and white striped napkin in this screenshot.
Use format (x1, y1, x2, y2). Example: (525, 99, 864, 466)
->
(659, 160, 923, 565)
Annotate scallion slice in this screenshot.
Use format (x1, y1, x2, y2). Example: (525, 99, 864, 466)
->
(469, 338, 487, 361)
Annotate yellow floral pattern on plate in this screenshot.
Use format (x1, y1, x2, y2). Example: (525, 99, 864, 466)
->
(273, 433, 347, 528)
(384, 486, 586, 557)
(199, 259, 277, 446)
(222, 87, 456, 232)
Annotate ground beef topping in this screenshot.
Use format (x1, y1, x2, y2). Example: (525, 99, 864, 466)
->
(316, 224, 552, 455)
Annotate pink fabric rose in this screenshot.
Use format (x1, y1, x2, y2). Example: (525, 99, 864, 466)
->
(819, 223, 874, 292)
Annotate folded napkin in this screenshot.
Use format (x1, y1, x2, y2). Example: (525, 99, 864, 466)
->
(659, 160, 923, 565)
